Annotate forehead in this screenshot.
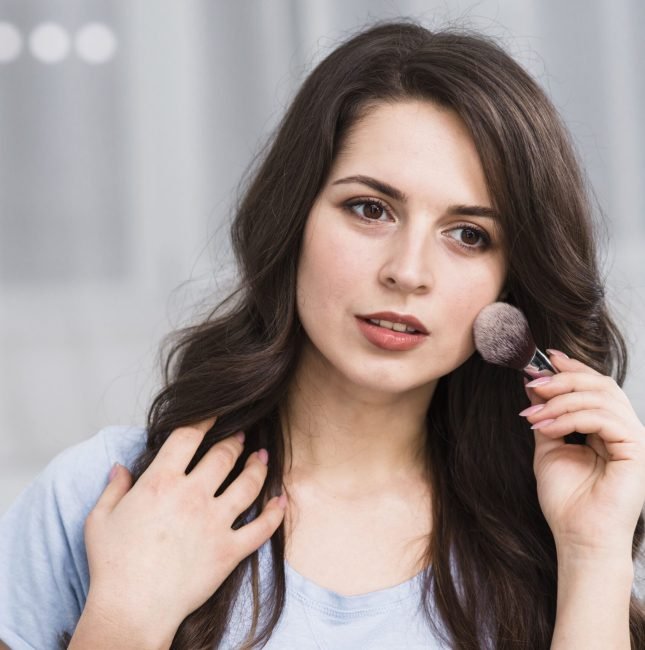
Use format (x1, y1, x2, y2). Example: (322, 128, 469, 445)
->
(331, 100, 493, 212)
(338, 100, 479, 157)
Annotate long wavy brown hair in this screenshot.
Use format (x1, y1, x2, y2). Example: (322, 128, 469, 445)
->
(61, 19, 645, 649)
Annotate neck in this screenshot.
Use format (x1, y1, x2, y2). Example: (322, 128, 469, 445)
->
(281, 343, 436, 498)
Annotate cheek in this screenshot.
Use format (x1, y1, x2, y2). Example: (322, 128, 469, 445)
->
(442, 263, 506, 338)
(452, 278, 501, 314)
(297, 224, 366, 311)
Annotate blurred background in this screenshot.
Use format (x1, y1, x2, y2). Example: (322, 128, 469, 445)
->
(0, 0, 643, 513)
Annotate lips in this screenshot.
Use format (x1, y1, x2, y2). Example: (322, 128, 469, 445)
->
(355, 317, 427, 351)
(357, 311, 429, 335)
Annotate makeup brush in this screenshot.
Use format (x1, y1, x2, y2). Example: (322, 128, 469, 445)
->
(473, 302, 554, 380)
(473, 302, 585, 445)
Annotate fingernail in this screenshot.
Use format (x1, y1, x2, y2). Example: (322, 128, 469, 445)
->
(519, 404, 545, 417)
(277, 493, 288, 509)
(531, 418, 555, 430)
(257, 448, 269, 465)
(525, 376, 553, 388)
(108, 463, 120, 482)
(234, 431, 245, 443)
(546, 349, 569, 359)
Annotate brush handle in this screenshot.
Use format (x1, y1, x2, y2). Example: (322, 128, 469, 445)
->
(522, 348, 586, 446)
(521, 348, 555, 380)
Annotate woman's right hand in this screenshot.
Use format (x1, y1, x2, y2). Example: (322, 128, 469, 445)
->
(80, 418, 286, 644)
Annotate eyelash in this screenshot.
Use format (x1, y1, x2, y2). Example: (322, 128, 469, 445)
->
(342, 198, 492, 251)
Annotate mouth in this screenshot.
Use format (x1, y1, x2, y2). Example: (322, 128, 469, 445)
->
(355, 316, 428, 351)
(356, 312, 429, 335)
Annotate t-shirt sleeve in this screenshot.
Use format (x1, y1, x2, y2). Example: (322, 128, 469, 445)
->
(0, 425, 147, 650)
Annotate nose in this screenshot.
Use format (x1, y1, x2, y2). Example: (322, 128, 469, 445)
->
(378, 224, 434, 294)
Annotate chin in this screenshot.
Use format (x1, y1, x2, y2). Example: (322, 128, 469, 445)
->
(338, 361, 437, 397)
(303, 338, 444, 395)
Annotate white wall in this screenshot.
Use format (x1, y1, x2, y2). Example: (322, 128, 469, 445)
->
(1, 0, 643, 512)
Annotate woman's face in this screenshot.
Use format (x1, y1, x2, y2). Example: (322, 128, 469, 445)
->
(296, 100, 507, 398)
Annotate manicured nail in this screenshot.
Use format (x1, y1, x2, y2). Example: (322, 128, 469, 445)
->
(519, 404, 545, 417)
(108, 463, 120, 482)
(546, 349, 569, 359)
(277, 493, 288, 509)
(257, 448, 269, 465)
(531, 418, 555, 430)
(234, 431, 245, 443)
(525, 376, 553, 388)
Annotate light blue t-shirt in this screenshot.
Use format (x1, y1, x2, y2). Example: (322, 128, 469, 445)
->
(0, 426, 451, 649)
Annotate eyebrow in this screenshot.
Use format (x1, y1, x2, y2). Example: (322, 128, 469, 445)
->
(331, 174, 500, 220)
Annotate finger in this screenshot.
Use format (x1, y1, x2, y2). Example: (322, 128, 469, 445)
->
(530, 409, 634, 448)
(152, 417, 218, 475)
(233, 495, 287, 557)
(533, 423, 609, 468)
(216, 449, 269, 522)
(585, 432, 611, 461)
(545, 350, 602, 376)
(92, 463, 134, 514)
(187, 431, 247, 490)
(524, 377, 546, 405)
(525, 372, 627, 404)
(532, 426, 566, 461)
(520, 390, 629, 426)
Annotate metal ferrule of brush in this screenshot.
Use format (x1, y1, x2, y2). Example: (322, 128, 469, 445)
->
(522, 348, 556, 380)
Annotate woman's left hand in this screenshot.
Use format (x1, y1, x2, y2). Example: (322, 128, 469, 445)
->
(521, 350, 645, 556)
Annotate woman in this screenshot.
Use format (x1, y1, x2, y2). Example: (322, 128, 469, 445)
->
(1, 20, 644, 650)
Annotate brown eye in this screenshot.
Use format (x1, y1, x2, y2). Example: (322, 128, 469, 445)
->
(460, 228, 481, 245)
(344, 199, 391, 222)
(362, 202, 385, 219)
(446, 226, 491, 251)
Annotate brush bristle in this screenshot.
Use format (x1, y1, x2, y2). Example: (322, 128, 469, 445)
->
(473, 303, 536, 370)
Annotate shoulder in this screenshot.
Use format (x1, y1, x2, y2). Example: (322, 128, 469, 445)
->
(1, 423, 147, 535)
(45, 425, 147, 492)
(50, 424, 147, 474)
(0, 425, 147, 650)
(32, 425, 147, 523)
